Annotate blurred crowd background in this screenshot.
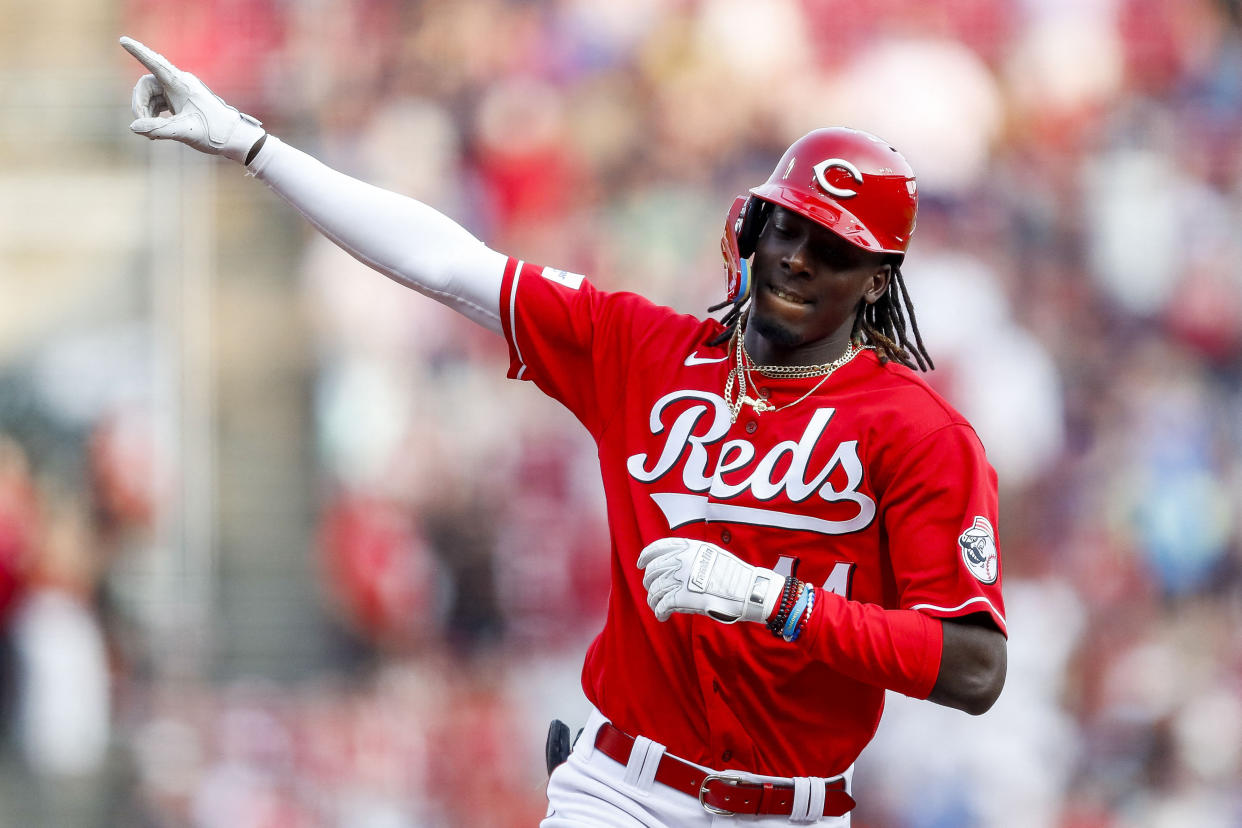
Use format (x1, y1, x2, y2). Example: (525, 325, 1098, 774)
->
(1, 0, 1241, 825)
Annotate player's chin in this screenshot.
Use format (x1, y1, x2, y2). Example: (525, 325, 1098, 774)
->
(748, 303, 807, 349)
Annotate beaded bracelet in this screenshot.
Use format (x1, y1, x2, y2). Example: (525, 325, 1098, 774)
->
(781, 585, 811, 640)
(785, 586, 816, 642)
(767, 577, 797, 633)
(766, 577, 799, 636)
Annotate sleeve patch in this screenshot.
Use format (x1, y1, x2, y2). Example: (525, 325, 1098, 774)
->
(541, 268, 585, 289)
(958, 516, 999, 584)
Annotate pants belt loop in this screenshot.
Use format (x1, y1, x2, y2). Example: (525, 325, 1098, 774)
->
(789, 779, 829, 824)
(788, 775, 829, 823)
(622, 736, 664, 794)
(577, 709, 611, 762)
(790, 777, 812, 822)
(639, 739, 664, 791)
(805, 776, 826, 823)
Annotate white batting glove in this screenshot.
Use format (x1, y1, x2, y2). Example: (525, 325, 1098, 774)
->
(120, 36, 266, 164)
(638, 538, 783, 624)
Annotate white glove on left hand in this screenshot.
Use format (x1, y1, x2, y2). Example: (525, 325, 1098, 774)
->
(120, 36, 265, 163)
(638, 538, 783, 624)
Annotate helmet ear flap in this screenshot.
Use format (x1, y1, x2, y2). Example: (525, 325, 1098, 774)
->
(736, 196, 769, 260)
(713, 195, 761, 314)
(709, 196, 768, 332)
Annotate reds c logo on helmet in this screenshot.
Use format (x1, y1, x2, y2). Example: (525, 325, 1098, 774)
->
(749, 127, 918, 256)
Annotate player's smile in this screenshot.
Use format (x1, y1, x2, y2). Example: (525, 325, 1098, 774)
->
(766, 283, 811, 306)
(747, 206, 890, 365)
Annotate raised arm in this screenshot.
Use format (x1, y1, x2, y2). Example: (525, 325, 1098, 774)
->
(120, 36, 506, 333)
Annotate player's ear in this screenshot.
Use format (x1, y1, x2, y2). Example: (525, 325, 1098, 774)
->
(861, 261, 892, 305)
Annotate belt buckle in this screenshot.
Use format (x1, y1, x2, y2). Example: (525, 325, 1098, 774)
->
(698, 773, 746, 816)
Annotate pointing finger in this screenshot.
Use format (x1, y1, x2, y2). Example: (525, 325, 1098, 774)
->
(119, 36, 181, 85)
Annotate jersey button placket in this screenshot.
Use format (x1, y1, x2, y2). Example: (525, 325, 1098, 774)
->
(720, 529, 732, 544)
(744, 420, 757, 434)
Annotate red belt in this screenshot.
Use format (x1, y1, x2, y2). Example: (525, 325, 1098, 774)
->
(593, 723, 856, 818)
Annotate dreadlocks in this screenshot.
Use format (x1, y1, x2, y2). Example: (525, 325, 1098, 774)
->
(706, 256, 934, 371)
(851, 258, 933, 371)
(706, 298, 743, 347)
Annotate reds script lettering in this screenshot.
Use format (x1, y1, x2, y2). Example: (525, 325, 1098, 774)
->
(626, 390, 876, 534)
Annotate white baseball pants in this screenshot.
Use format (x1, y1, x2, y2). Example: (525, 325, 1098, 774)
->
(543, 707, 852, 827)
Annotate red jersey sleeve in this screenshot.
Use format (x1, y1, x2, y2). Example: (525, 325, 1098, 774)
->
(880, 422, 1007, 636)
(498, 257, 668, 438)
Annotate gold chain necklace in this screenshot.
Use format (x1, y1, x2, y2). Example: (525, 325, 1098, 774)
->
(723, 319, 867, 423)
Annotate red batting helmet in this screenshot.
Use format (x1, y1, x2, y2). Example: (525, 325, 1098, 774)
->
(717, 127, 918, 311)
(744, 127, 918, 256)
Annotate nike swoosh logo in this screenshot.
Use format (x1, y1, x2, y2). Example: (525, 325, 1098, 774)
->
(684, 351, 729, 366)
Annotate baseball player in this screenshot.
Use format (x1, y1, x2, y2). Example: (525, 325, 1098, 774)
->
(121, 36, 1006, 826)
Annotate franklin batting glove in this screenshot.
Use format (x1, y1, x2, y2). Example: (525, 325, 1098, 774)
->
(638, 538, 782, 624)
(120, 36, 265, 164)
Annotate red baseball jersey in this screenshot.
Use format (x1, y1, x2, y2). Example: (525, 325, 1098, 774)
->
(499, 258, 1005, 778)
